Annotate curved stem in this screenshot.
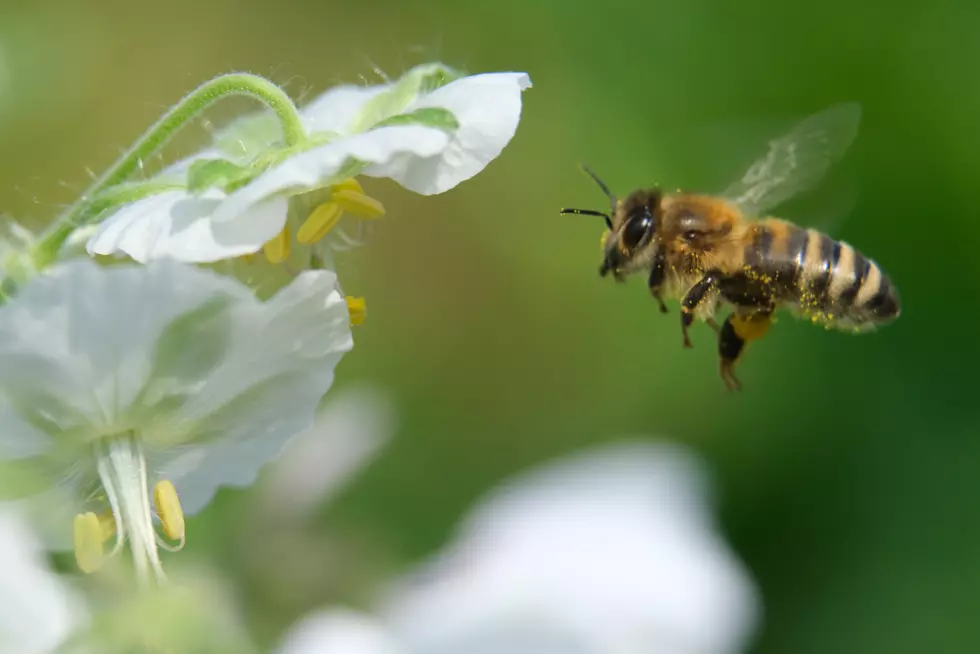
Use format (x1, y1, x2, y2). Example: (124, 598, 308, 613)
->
(33, 73, 305, 268)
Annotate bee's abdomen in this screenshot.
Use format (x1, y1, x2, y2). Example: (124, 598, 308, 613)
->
(786, 226, 900, 329)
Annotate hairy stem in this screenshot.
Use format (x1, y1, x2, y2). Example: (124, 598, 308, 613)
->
(33, 73, 305, 267)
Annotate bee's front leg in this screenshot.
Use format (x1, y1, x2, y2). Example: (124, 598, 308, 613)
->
(679, 269, 722, 348)
(647, 251, 669, 314)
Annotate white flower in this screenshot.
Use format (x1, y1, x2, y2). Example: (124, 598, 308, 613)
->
(86, 65, 531, 266)
(273, 441, 761, 654)
(276, 609, 399, 654)
(0, 258, 353, 582)
(0, 508, 85, 654)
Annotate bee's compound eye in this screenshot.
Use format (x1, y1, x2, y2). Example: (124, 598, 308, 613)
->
(621, 211, 653, 251)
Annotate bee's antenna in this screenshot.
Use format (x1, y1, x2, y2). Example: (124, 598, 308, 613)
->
(559, 207, 613, 230)
(580, 164, 617, 210)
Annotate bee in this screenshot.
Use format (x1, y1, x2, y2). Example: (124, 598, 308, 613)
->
(561, 103, 900, 391)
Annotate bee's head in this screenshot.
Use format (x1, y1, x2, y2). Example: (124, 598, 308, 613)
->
(600, 189, 663, 281)
(561, 165, 663, 281)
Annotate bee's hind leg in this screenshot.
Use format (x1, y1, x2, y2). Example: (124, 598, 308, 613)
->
(717, 311, 773, 392)
(718, 317, 745, 392)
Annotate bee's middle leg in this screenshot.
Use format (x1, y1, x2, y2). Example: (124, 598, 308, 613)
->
(679, 269, 722, 348)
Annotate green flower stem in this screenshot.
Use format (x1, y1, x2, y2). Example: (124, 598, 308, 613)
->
(32, 73, 306, 268)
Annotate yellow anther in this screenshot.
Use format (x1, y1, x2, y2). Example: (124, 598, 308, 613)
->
(153, 480, 185, 542)
(346, 296, 367, 326)
(240, 253, 256, 264)
(73, 512, 105, 574)
(263, 227, 291, 264)
(731, 314, 773, 342)
(331, 190, 385, 219)
(297, 202, 344, 245)
(332, 178, 365, 194)
(97, 510, 116, 543)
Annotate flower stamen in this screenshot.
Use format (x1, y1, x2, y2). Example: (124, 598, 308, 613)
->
(96, 435, 167, 584)
(263, 226, 291, 264)
(331, 189, 385, 219)
(153, 479, 186, 550)
(346, 296, 366, 326)
(73, 512, 105, 574)
(297, 203, 343, 245)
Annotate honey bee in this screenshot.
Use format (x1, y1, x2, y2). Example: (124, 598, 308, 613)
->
(561, 103, 900, 391)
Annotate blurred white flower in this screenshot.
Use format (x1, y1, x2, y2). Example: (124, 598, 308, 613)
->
(0, 508, 85, 654)
(276, 609, 399, 654)
(258, 385, 396, 522)
(86, 64, 531, 266)
(0, 259, 353, 582)
(274, 441, 761, 654)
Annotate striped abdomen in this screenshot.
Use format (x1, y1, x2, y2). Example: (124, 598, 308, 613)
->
(743, 220, 900, 330)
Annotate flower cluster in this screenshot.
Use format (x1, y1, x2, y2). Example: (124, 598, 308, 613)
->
(0, 62, 531, 584)
(0, 51, 769, 654)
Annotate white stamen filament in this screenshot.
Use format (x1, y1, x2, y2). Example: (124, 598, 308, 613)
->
(95, 435, 166, 585)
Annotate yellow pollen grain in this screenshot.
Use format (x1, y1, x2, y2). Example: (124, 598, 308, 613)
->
(332, 190, 385, 219)
(346, 296, 367, 326)
(263, 227, 291, 264)
(298, 202, 344, 245)
(73, 512, 104, 574)
(154, 480, 185, 542)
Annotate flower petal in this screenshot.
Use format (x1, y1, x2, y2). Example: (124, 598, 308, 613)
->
(300, 85, 388, 136)
(212, 126, 449, 224)
(365, 72, 531, 195)
(0, 508, 86, 652)
(150, 269, 354, 515)
(300, 63, 463, 136)
(0, 260, 257, 440)
(380, 441, 760, 654)
(0, 261, 354, 544)
(86, 189, 288, 263)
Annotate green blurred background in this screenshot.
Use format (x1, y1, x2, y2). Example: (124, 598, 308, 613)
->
(2, 0, 979, 651)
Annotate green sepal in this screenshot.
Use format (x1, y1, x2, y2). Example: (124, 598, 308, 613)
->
(87, 180, 184, 216)
(349, 62, 464, 133)
(187, 158, 253, 194)
(374, 107, 460, 132)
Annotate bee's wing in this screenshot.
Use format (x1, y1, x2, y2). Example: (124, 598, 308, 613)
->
(721, 102, 861, 218)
